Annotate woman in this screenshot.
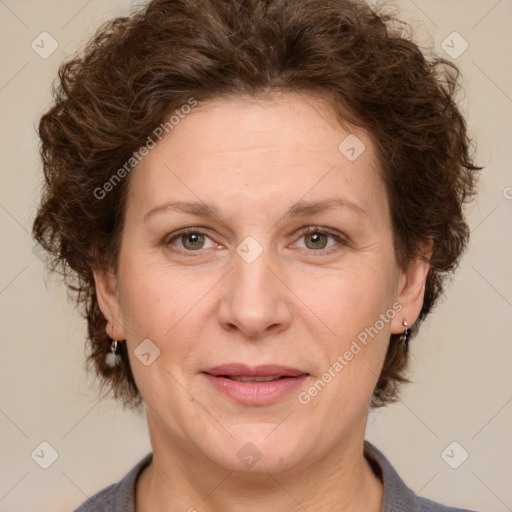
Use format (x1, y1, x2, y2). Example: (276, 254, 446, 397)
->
(32, 0, 482, 510)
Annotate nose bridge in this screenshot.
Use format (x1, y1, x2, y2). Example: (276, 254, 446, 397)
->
(235, 241, 274, 297)
(218, 236, 291, 337)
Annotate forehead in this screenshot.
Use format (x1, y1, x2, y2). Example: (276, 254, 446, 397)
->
(155, 93, 364, 164)
(126, 93, 385, 222)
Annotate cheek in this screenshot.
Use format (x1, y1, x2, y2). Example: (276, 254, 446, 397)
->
(116, 256, 216, 379)
(117, 254, 194, 336)
(296, 263, 396, 404)
(115, 263, 202, 409)
(299, 260, 396, 341)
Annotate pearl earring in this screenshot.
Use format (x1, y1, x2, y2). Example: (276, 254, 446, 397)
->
(105, 324, 120, 367)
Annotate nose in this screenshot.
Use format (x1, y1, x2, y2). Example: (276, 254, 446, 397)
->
(217, 245, 293, 339)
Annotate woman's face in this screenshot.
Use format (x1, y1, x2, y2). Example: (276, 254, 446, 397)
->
(94, 93, 428, 473)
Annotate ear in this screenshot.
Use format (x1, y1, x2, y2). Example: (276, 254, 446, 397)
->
(92, 264, 127, 340)
(390, 238, 433, 335)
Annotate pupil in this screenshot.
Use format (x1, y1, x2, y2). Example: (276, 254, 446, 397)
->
(307, 232, 326, 249)
(183, 233, 203, 249)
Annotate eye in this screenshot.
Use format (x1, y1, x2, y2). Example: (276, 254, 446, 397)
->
(165, 226, 347, 255)
(166, 228, 217, 252)
(292, 226, 347, 254)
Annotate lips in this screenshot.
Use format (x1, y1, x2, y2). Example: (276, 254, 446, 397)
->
(203, 363, 308, 379)
(202, 364, 309, 405)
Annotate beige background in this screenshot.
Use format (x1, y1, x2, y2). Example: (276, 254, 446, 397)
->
(1, 0, 511, 510)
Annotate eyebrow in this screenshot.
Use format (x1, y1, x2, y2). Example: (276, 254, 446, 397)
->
(143, 197, 367, 223)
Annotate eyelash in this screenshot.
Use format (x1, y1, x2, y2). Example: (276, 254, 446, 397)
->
(165, 226, 348, 256)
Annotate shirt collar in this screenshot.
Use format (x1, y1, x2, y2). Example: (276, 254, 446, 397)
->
(364, 440, 422, 512)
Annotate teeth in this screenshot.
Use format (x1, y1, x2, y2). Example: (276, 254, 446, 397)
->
(229, 375, 281, 382)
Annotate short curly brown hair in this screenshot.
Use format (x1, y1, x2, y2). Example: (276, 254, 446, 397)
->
(32, 0, 481, 410)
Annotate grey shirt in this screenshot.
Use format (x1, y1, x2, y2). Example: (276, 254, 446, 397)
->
(73, 440, 477, 511)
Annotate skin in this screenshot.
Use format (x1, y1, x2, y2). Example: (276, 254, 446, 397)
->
(93, 92, 431, 512)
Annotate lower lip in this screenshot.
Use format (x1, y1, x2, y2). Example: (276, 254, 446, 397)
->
(202, 373, 309, 405)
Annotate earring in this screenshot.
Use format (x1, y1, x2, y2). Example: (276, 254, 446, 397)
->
(105, 324, 121, 368)
(399, 320, 410, 352)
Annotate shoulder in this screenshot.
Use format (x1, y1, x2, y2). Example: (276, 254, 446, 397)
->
(71, 453, 153, 512)
(364, 441, 478, 512)
(417, 495, 477, 512)
(72, 483, 116, 512)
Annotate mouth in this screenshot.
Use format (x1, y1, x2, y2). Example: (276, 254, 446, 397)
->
(218, 375, 291, 382)
(202, 364, 309, 404)
(203, 363, 308, 379)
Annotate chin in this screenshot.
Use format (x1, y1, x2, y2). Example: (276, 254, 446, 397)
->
(210, 424, 309, 474)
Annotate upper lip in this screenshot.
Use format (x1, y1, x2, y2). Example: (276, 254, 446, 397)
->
(203, 364, 308, 378)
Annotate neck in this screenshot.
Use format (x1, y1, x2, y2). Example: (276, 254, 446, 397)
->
(136, 422, 383, 512)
